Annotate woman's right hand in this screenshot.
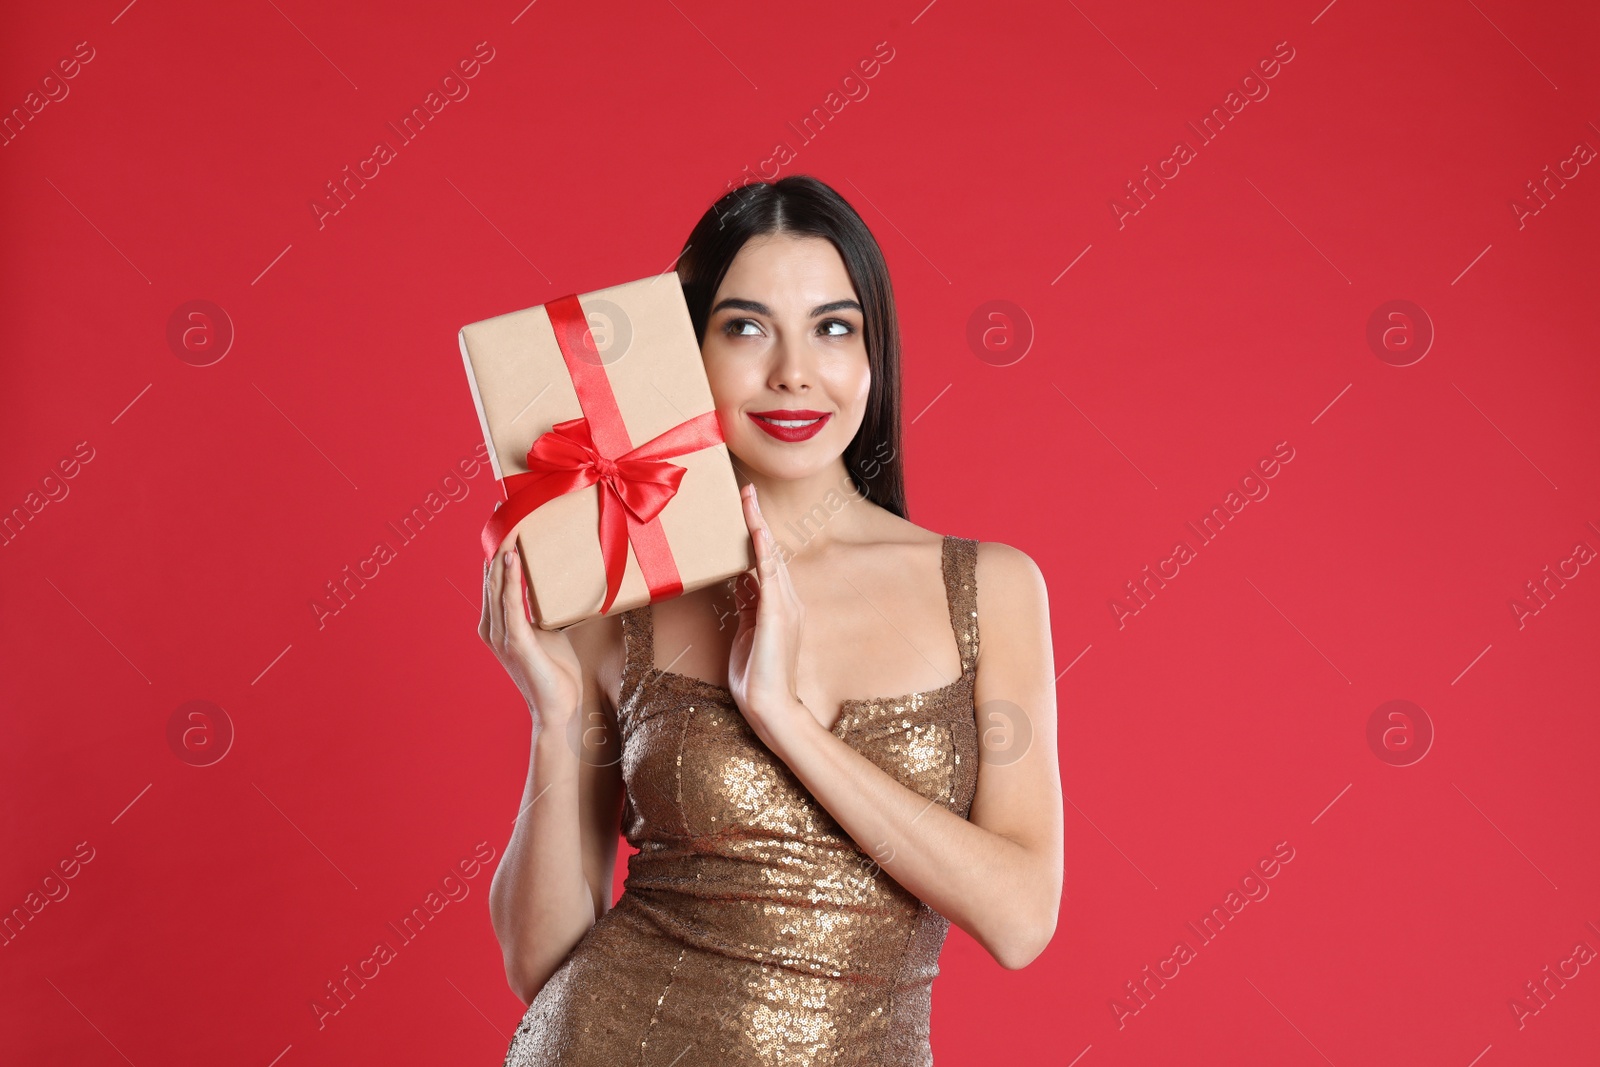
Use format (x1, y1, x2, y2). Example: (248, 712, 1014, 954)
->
(480, 543, 582, 726)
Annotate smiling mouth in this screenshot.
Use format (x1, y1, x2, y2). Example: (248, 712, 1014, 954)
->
(757, 416, 822, 427)
(748, 410, 831, 442)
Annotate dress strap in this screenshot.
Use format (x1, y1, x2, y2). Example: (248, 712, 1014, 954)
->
(940, 535, 980, 677)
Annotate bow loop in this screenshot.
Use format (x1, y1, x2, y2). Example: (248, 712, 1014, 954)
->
(520, 418, 688, 527)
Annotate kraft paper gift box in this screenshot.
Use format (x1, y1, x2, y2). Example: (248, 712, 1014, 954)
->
(459, 273, 754, 630)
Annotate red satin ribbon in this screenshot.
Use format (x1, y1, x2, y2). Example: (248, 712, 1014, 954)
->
(480, 293, 725, 616)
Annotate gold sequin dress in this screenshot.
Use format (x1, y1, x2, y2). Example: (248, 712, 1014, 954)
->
(503, 535, 982, 1066)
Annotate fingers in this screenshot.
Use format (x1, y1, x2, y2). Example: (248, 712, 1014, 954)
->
(736, 482, 803, 632)
(740, 483, 765, 571)
(735, 570, 760, 629)
(478, 559, 492, 644)
(730, 500, 762, 633)
(750, 487, 798, 621)
(503, 542, 562, 694)
(500, 542, 531, 643)
(772, 540, 798, 606)
(487, 543, 506, 647)
(742, 484, 779, 587)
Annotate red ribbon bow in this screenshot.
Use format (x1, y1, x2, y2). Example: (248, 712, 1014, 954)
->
(480, 293, 725, 617)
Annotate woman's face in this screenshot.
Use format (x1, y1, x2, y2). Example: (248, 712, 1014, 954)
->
(699, 232, 871, 482)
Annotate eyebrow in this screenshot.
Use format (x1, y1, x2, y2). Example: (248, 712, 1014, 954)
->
(710, 297, 863, 318)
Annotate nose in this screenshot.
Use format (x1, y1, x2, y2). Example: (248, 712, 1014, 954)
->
(767, 332, 812, 393)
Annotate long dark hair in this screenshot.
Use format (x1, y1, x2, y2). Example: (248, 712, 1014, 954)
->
(676, 175, 908, 519)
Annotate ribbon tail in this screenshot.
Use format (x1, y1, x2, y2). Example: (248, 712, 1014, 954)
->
(481, 469, 597, 560)
(596, 483, 631, 615)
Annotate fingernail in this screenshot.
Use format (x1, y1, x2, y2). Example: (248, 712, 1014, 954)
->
(503, 550, 514, 566)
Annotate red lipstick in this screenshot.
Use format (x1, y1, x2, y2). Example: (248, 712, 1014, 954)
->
(748, 409, 831, 443)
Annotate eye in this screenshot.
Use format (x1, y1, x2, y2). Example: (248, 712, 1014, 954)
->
(819, 318, 855, 337)
(722, 317, 763, 337)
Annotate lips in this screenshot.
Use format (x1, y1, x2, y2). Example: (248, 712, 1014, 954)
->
(748, 409, 832, 443)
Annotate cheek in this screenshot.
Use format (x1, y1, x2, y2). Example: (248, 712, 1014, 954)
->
(703, 354, 768, 431)
(836, 354, 871, 406)
(702, 353, 742, 408)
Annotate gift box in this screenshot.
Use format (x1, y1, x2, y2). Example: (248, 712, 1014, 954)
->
(459, 273, 754, 630)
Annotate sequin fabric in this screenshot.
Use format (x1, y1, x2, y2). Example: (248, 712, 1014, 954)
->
(503, 535, 981, 1067)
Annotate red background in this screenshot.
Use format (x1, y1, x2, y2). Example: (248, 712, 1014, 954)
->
(3, 1, 1597, 1064)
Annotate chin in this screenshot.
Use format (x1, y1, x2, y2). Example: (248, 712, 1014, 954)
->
(729, 433, 841, 481)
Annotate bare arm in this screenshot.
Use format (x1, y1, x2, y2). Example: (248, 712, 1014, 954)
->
(730, 493, 1064, 970)
(480, 547, 626, 1004)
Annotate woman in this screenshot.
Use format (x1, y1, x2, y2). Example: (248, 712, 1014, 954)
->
(481, 175, 1062, 1065)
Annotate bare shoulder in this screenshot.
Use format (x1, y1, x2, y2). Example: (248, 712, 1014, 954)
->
(973, 541, 1048, 602)
(850, 509, 1046, 609)
(968, 542, 1055, 733)
(971, 541, 1052, 653)
(563, 611, 626, 714)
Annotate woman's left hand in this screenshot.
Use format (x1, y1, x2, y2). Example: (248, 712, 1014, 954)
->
(727, 483, 811, 742)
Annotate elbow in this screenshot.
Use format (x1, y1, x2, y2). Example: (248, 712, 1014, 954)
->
(493, 911, 560, 1006)
(495, 918, 542, 1005)
(490, 881, 596, 1006)
(980, 835, 1063, 971)
(992, 925, 1052, 972)
(488, 882, 543, 1006)
(504, 955, 550, 1007)
(993, 921, 1056, 971)
(988, 900, 1060, 972)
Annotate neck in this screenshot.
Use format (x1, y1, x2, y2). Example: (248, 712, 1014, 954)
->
(739, 458, 868, 559)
